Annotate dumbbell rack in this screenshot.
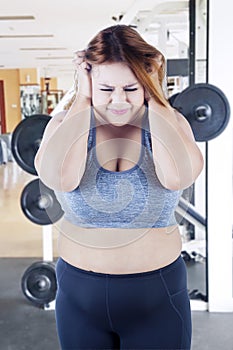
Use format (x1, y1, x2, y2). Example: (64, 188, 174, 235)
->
(12, 89, 76, 311)
(11, 115, 60, 310)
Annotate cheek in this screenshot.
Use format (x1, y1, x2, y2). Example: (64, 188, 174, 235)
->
(92, 88, 109, 106)
(129, 91, 145, 105)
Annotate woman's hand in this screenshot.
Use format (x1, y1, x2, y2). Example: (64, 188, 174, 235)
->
(73, 50, 92, 99)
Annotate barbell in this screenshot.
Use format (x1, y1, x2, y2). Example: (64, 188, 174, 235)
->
(169, 83, 230, 141)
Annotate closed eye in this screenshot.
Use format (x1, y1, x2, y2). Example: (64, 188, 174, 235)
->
(100, 88, 138, 92)
(124, 88, 138, 92)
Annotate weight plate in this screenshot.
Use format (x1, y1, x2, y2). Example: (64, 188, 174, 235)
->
(21, 261, 57, 307)
(172, 83, 231, 141)
(11, 114, 51, 175)
(168, 92, 180, 106)
(20, 178, 64, 225)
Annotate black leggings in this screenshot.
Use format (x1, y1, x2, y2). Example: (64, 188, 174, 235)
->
(55, 255, 192, 350)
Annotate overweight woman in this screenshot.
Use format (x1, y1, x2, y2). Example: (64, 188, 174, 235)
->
(35, 25, 204, 350)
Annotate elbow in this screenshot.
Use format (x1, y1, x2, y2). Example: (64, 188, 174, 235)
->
(195, 150, 205, 178)
(160, 177, 186, 191)
(34, 152, 60, 191)
(34, 149, 86, 193)
(161, 176, 197, 191)
(189, 147, 205, 185)
(34, 160, 82, 192)
(158, 152, 205, 191)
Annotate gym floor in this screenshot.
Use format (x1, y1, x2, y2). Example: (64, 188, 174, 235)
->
(0, 161, 233, 350)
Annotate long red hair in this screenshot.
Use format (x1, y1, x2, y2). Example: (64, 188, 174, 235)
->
(65, 25, 169, 109)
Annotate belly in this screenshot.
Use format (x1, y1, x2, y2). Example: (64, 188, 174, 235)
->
(57, 225, 182, 274)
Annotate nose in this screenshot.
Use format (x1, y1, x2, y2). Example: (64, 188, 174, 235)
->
(111, 88, 127, 103)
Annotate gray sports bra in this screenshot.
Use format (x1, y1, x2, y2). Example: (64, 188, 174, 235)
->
(55, 108, 182, 228)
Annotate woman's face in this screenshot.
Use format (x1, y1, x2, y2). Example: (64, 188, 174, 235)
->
(91, 62, 145, 127)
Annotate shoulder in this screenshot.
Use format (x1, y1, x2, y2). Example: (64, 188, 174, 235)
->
(50, 110, 68, 122)
(44, 110, 68, 130)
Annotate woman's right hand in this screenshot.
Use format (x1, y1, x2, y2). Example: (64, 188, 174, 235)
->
(73, 50, 92, 100)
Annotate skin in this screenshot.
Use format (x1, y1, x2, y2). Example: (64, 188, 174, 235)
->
(89, 62, 147, 172)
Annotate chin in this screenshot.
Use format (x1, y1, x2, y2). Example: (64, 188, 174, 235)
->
(108, 120, 128, 127)
(94, 106, 143, 127)
(107, 115, 134, 127)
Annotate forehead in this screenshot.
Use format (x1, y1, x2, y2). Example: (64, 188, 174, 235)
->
(91, 62, 138, 85)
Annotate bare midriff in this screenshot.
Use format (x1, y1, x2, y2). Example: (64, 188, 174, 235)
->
(57, 225, 182, 274)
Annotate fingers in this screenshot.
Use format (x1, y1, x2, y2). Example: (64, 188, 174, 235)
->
(73, 50, 91, 72)
(72, 50, 92, 99)
(75, 50, 86, 58)
(73, 50, 85, 66)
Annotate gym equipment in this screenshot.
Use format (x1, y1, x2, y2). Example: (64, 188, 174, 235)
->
(168, 92, 180, 106)
(177, 196, 207, 304)
(0, 139, 8, 165)
(176, 196, 206, 230)
(11, 114, 51, 175)
(169, 83, 230, 141)
(0, 133, 13, 162)
(21, 261, 57, 308)
(20, 178, 64, 225)
(11, 114, 64, 225)
(11, 114, 59, 308)
(189, 289, 207, 302)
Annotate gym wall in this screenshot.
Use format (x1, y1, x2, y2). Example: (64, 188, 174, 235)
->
(0, 69, 59, 133)
(0, 69, 21, 132)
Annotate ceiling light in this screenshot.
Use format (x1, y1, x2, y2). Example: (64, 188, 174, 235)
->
(0, 34, 54, 38)
(58, 69, 74, 72)
(47, 64, 73, 66)
(20, 48, 67, 51)
(0, 16, 35, 20)
(36, 56, 73, 60)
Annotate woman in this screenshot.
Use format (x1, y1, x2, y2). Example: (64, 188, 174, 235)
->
(35, 25, 204, 350)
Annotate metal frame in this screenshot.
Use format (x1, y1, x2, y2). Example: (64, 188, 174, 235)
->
(206, 0, 233, 312)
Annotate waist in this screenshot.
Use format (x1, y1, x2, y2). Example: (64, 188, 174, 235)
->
(57, 254, 184, 279)
(57, 224, 182, 274)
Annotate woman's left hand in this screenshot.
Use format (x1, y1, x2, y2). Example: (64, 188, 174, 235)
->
(73, 50, 92, 99)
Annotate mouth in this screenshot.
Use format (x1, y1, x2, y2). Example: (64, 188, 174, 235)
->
(109, 109, 129, 115)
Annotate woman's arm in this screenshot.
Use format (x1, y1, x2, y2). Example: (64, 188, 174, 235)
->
(148, 99, 204, 190)
(35, 53, 92, 192)
(34, 95, 91, 192)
